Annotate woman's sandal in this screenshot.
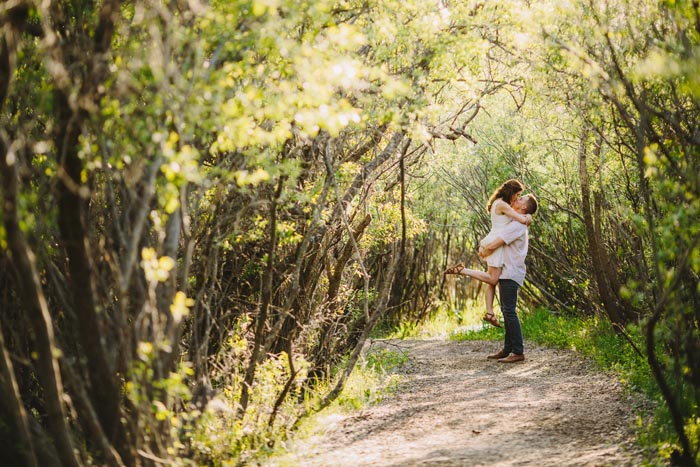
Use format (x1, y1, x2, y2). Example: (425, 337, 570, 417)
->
(483, 312, 502, 328)
(444, 263, 465, 275)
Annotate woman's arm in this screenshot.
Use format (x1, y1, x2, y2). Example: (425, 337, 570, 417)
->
(495, 199, 531, 225)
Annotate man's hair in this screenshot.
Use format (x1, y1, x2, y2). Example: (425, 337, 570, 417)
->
(522, 194, 538, 215)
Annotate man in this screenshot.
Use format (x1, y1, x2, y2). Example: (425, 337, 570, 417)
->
(479, 193, 538, 363)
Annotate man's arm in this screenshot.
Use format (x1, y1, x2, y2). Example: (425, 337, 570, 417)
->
(480, 236, 506, 257)
(479, 222, 528, 258)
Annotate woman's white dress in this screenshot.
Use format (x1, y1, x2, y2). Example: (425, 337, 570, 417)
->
(480, 199, 511, 268)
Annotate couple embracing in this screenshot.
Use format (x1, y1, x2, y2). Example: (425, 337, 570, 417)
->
(445, 179, 538, 363)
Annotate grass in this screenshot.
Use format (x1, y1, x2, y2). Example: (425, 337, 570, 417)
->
(335, 343, 408, 409)
(381, 298, 487, 339)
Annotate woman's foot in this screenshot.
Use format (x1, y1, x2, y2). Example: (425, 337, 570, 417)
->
(444, 263, 465, 275)
(483, 312, 502, 328)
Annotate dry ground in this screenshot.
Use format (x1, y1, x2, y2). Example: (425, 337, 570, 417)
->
(274, 338, 649, 467)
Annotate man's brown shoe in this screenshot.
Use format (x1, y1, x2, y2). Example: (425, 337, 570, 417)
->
(487, 350, 509, 360)
(498, 353, 525, 363)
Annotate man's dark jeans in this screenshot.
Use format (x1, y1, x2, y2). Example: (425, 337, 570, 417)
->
(499, 279, 523, 355)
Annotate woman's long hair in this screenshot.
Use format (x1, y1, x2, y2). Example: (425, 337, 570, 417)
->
(486, 179, 525, 212)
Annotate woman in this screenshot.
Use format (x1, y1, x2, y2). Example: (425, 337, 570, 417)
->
(445, 179, 531, 327)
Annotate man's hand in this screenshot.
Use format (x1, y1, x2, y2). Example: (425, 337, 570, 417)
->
(480, 236, 506, 255)
(479, 246, 495, 259)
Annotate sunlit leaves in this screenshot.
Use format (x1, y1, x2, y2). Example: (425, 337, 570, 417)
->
(141, 247, 176, 283)
(160, 132, 202, 187)
(234, 168, 270, 187)
(170, 291, 195, 323)
(202, 0, 380, 151)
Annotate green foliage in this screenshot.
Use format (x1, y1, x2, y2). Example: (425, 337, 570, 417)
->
(450, 323, 502, 343)
(363, 347, 408, 372)
(124, 357, 196, 465)
(454, 307, 655, 393)
(337, 346, 406, 408)
(379, 300, 486, 339)
(189, 343, 405, 465)
(262, 345, 406, 465)
(384, 321, 421, 339)
(190, 347, 312, 465)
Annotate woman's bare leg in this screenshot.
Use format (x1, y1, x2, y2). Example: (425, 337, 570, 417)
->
(460, 266, 502, 326)
(485, 283, 496, 315)
(483, 280, 501, 327)
(483, 266, 501, 315)
(458, 266, 501, 286)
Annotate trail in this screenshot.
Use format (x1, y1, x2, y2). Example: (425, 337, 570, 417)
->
(276, 339, 648, 467)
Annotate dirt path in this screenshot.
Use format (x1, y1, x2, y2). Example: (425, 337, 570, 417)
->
(278, 338, 647, 467)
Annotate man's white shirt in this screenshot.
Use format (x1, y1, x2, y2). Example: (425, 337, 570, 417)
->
(498, 221, 529, 286)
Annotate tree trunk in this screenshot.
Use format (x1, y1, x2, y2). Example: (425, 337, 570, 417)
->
(0, 321, 38, 467)
(238, 176, 285, 417)
(578, 131, 626, 325)
(45, 0, 125, 454)
(54, 92, 123, 446)
(0, 140, 82, 467)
